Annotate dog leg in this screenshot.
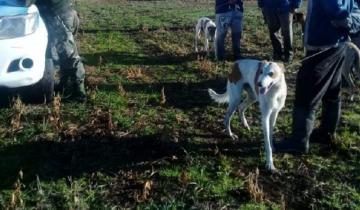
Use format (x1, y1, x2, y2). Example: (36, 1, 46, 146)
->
(213, 35, 217, 55)
(238, 97, 256, 130)
(269, 110, 280, 150)
(195, 26, 201, 52)
(224, 94, 241, 140)
(261, 108, 276, 171)
(205, 38, 209, 55)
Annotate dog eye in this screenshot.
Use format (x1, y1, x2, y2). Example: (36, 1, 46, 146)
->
(268, 72, 274, 77)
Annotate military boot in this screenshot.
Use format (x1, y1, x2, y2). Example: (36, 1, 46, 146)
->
(311, 100, 340, 144)
(70, 80, 87, 102)
(275, 107, 316, 154)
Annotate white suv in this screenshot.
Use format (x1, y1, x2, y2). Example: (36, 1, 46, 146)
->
(0, 3, 54, 104)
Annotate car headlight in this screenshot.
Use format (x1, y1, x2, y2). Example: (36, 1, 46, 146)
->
(0, 12, 39, 39)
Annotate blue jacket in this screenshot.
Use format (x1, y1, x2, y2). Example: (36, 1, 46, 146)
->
(305, 0, 360, 50)
(216, 0, 243, 14)
(350, 0, 360, 35)
(258, 0, 301, 13)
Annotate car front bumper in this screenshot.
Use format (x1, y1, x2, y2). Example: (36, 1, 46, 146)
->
(0, 6, 48, 88)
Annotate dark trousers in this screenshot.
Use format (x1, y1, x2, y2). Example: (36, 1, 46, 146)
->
(292, 48, 343, 145)
(262, 8, 293, 59)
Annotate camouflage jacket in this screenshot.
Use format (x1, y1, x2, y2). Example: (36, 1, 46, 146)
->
(30, 0, 72, 14)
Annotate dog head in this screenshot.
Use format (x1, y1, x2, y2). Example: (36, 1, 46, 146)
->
(257, 62, 284, 95)
(207, 25, 216, 41)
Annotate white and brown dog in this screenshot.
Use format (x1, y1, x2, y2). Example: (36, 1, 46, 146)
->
(208, 59, 287, 170)
(195, 17, 216, 55)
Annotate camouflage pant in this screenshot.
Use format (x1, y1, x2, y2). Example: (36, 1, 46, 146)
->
(41, 8, 85, 89)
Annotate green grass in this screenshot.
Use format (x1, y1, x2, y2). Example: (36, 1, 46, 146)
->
(0, 0, 359, 209)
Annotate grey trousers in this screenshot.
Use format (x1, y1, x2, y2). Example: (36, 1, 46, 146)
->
(262, 8, 293, 59)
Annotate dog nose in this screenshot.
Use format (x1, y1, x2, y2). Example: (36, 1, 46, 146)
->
(258, 82, 262, 87)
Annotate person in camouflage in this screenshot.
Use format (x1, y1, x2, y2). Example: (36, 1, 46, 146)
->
(32, 0, 86, 102)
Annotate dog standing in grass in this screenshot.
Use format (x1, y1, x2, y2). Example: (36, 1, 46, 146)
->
(208, 59, 287, 171)
(195, 17, 217, 55)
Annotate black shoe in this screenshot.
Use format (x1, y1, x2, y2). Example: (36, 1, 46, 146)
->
(70, 93, 87, 102)
(63, 83, 87, 103)
(62, 93, 87, 103)
(274, 138, 309, 155)
(310, 128, 336, 145)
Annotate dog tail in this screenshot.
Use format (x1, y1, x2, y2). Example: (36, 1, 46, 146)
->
(208, 86, 229, 104)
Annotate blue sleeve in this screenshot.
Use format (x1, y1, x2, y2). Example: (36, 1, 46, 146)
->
(350, 2, 360, 34)
(258, 0, 263, 8)
(290, 0, 302, 9)
(323, 0, 351, 20)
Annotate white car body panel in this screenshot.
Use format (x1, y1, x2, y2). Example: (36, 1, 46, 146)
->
(0, 5, 48, 88)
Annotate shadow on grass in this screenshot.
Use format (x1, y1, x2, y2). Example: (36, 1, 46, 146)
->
(0, 134, 264, 190)
(82, 51, 198, 66)
(122, 78, 227, 109)
(91, 78, 227, 109)
(0, 135, 181, 189)
(182, 137, 261, 158)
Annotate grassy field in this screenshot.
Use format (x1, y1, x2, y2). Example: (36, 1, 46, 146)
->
(0, 0, 359, 209)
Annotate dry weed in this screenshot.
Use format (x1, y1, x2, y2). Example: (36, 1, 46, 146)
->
(179, 171, 190, 187)
(49, 94, 62, 131)
(98, 56, 103, 68)
(118, 83, 126, 96)
(140, 24, 149, 32)
(10, 97, 25, 132)
(67, 108, 116, 138)
(245, 168, 264, 203)
(136, 180, 153, 203)
(281, 194, 286, 210)
(197, 59, 214, 75)
(6, 170, 24, 210)
(88, 86, 98, 101)
(126, 67, 144, 80)
(160, 86, 166, 106)
(63, 123, 79, 141)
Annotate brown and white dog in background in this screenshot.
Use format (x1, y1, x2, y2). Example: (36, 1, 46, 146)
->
(195, 17, 217, 55)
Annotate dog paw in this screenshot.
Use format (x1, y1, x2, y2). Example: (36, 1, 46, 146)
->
(265, 163, 277, 172)
(230, 134, 238, 140)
